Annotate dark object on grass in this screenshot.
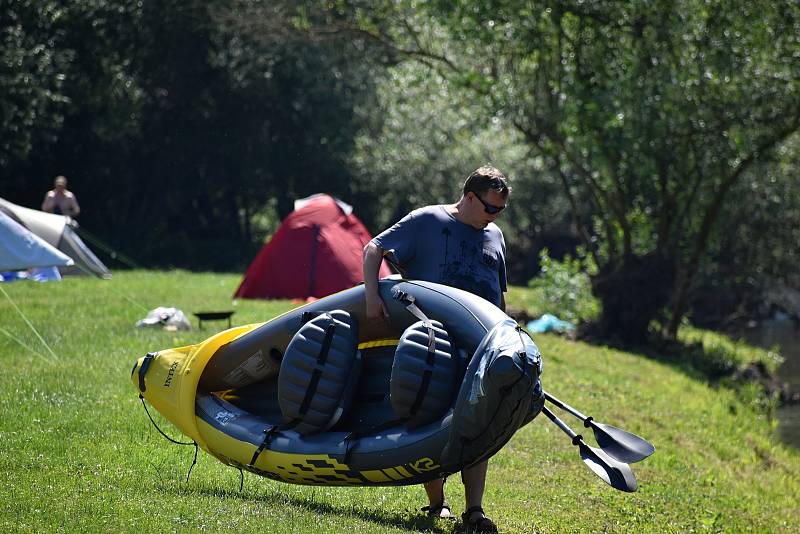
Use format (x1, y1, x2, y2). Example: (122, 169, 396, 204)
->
(193, 311, 235, 329)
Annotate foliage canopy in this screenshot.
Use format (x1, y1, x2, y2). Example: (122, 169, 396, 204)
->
(340, 0, 800, 340)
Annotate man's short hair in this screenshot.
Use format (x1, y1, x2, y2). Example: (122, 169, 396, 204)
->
(463, 166, 511, 198)
(54, 175, 67, 186)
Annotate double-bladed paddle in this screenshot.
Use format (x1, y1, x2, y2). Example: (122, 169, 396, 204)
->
(541, 405, 638, 493)
(544, 391, 655, 464)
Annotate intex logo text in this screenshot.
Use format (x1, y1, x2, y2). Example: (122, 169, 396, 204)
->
(163, 361, 180, 387)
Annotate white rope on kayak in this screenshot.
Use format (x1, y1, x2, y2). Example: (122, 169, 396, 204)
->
(0, 285, 60, 362)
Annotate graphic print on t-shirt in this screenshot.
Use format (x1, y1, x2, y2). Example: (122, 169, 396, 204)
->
(438, 227, 499, 304)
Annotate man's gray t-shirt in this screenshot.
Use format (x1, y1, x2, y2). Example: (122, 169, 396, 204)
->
(372, 205, 507, 306)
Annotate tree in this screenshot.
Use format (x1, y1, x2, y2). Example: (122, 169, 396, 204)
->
(1, 0, 381, 270)
(0, 1, 75, 173)
(336, 0, 800, 342)
(691, 135, 800, 324)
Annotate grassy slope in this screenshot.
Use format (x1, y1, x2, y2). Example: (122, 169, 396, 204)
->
(0, 271, 797, 533)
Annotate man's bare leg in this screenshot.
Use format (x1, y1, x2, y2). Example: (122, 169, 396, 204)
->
(423, 478, 452, 518)
(462, 460, 488, 510)
(462, 460, 497, 531)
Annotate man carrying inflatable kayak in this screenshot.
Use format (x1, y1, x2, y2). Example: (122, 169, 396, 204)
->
(364, 165, 511, 533)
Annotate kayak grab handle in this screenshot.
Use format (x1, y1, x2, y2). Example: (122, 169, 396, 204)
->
(136, 352, 157, 393)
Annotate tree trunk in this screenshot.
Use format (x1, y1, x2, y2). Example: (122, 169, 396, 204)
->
(589, 252, 676, 344)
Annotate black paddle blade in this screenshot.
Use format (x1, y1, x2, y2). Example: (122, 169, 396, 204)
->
(577, 440, 638, 493)
(590, 421, 656, 464)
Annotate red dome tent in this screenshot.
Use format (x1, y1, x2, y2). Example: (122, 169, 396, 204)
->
(234, 194, 392, 300)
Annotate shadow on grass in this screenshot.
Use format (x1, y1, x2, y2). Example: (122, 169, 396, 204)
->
(610, 337, 736, 382)
(576, 328, 793, 405)
(185, 484, 464, 533)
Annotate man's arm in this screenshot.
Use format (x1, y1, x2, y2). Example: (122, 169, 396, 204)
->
(42, 193, 54, 213)
(67, 194, 80, 217)
(363, 241, 388, 320)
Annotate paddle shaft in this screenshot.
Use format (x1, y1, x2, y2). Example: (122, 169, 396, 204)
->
(544, 391, 590, 423)
(541, 405, 580, 442)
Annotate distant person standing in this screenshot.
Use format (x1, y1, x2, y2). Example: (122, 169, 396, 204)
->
(42, 175, 80, 217)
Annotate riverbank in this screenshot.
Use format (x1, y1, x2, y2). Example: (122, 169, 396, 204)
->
(1, 272, 798, 532)
(733, 315, 800, 448)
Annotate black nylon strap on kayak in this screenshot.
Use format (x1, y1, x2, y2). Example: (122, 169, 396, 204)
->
(342, 417, 410, 463)
(248, 424, 281, 467)
(137, 352, 156, 392)
(300, 310, 324, 324)
(393, 291, 438, 417)
(298, 321, 336, 416)
(299, 370, 322, 416)
(248, 421, 300, 467)
(515, 326, 535, 377)
(409, 369, 433, 416)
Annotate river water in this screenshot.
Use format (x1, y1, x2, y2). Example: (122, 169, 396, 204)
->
(736, 316, 800, 449)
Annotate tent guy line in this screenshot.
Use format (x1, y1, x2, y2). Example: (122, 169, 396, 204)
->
(75, 225, 142, 270)
(0, 285, 60, 362)
(0, 325, 54, 364)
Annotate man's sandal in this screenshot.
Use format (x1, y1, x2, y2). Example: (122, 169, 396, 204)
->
(421, 500, 454, 519)
(461, 506, 498, 533)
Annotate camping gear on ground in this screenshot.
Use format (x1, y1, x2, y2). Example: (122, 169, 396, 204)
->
(0, 271, 27, 282)
(136, 307, 192, 331)
(0, 267, 61, 283)
(0, 197, 111, 278)
(193, 311, 235, 330)
(527, 313, 576, 334)
(133, 279, 545, 486)
(233, 194, 391, 300)
(29, 266, 62, 282)
(0, 210, 74, 274)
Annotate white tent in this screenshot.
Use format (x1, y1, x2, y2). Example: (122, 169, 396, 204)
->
(0, 211, 73, 271)
(0, 197, 111, 278)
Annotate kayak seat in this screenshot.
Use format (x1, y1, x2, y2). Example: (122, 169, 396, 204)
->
(278, 310, 361, 435)
(390, 319, 458, 428)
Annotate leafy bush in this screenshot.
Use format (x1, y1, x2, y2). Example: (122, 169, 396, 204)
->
(527, 248, 600, 324)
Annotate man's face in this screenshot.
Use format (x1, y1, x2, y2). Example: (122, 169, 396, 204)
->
(467, 189, 507, 229)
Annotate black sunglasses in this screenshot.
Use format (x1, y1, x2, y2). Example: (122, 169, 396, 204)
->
(469, 190, 506, 215)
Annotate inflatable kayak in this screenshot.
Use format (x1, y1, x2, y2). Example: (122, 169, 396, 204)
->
(131, 279, 544, 486)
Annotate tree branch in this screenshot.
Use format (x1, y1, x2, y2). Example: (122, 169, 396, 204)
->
(515, 119, 619, 260)
(666, 110, 800, 336)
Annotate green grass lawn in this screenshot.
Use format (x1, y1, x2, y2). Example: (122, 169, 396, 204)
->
(1, 271, 797, 533)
